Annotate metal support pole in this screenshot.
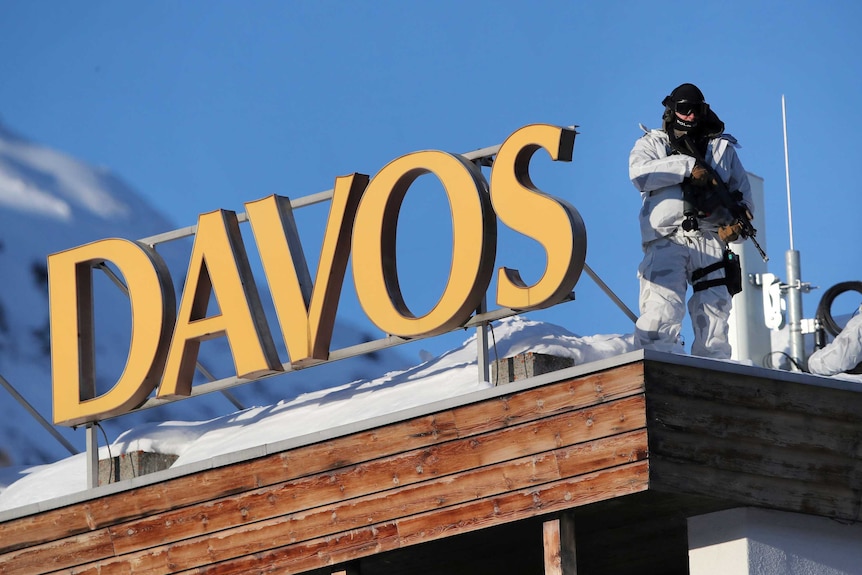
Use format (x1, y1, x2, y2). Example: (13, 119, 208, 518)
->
(476, 297, 490, 384)
(86, 424, 99, 489)
(0, 374, 78, 455)
(785, 249, 805, 370)
(583, 263, 638, 324)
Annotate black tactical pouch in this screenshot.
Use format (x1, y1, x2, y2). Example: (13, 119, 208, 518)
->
(692, 249, 742, 296)
(723, 249, 742, 296)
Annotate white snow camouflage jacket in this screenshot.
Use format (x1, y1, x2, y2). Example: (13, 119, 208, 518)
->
(808, 312, 862, 376)
(629, 127, 753, 245)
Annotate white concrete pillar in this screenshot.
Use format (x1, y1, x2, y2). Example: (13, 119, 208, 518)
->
(728, 173, 772, 365)
(688, 507, 862, 575)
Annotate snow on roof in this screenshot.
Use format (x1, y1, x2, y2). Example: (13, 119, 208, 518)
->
(0, 316, 638, 513)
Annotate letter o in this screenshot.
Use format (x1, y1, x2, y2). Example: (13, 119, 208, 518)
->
(352, 151, 496, 337)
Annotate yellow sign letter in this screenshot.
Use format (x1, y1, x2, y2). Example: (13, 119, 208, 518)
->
(245, 174, 368, 366)
(158, 210, 282, 398)
(490, 124, 586, 309)
(352, 151, 496, 337)
(49, 239, 176, 426)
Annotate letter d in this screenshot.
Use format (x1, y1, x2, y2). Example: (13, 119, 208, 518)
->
(48, 239, 176, 426)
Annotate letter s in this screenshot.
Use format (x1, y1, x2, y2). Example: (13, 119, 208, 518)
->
(489, 124, 586, 310)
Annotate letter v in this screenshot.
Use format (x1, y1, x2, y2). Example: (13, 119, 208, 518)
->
(245, 173, 369, 366)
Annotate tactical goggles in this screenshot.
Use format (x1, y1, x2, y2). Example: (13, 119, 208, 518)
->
(673, 101, 708, 117)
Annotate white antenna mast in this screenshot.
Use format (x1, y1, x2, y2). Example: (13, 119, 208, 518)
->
(782, 94, 805, 368)
(782, 95, 795, 250)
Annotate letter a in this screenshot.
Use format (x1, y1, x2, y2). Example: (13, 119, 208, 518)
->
(159, 210, 282, 398)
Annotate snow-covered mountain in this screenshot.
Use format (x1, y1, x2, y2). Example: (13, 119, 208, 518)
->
(0, 121, 413, 468)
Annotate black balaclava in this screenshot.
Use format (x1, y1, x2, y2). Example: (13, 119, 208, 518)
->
(662, 83, 707, 133)
(662, 83, 725, 157)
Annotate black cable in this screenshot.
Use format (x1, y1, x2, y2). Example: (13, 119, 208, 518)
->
(815, 281, 862, 337)
(129, 451, 137, 479)
(489, 322, 500, 386)
(95, 422, 113, 484)
(763, 351, 806, 372)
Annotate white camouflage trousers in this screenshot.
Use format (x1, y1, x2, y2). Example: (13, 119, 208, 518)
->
(636, 229, 733, 359)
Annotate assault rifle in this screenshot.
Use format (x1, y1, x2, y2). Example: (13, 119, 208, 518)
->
(697, 160, 769, 262)
(670, 132, 769, 262)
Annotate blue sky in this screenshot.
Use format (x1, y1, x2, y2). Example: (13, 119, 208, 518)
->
(1, 1, 861, 360)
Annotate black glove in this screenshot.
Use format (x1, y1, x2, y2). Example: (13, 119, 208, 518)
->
(689, 161, 713, 187)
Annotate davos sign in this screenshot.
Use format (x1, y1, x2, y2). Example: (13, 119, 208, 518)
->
(48, 124, 587, 427)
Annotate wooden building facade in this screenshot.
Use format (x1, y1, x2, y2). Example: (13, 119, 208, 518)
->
(1, 350, 861, 574)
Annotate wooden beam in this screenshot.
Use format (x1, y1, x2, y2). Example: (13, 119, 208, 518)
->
(331, 561, 360, 575)
(543, 513, 577, 575)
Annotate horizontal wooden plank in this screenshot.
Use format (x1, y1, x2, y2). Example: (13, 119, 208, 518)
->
(174, 462, 650, 575)
(649, 391, 862, 455)
(652, 427, 862, 486)
(651, 458, 862, 521)
(452, 363, 645, 436)
(98, 453, 560, 574)
(88, 412, 463, 529)
(394, 461, 648, 546)
(288, 430, 647, 544)
(0, 503, 103, 559)
(645, 362, 862, 421)
(0, 529, 115, 575)
(0, 364, 645, 556)
(45, 409, 647, 574)
(185, 522, 404, 575)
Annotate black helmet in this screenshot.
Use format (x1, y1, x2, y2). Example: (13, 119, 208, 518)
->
(662, 83, 710, 132)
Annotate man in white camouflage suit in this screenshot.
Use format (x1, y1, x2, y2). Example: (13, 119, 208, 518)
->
(629, 83, 753, 358)
(808, 311, 862, 376)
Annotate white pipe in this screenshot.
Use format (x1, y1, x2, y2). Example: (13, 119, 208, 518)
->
(782, 95, 795, 251)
